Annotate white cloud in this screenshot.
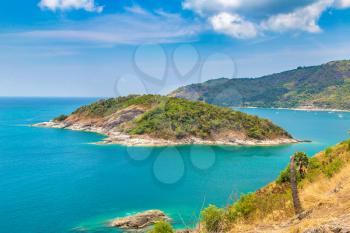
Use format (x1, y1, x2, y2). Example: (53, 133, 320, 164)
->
(124, 5, 149, 15)
(182, 0, 281, 15)
(210, 12, 258, 39)
(38, 0, 103, 12)
(183, 0, 241, 15)
(184, 0, 350, 39)
(19, 30, 120, 43)
(261, 0, 333, 33)
(12, 8, 203, 45)
(334, 0, 350, 8)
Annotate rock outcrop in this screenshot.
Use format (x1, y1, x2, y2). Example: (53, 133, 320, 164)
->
(109, 210, 171, 231)
(302, 214, 350, 233)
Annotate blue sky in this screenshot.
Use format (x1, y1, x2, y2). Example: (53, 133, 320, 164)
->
(1, 0, 350, 97)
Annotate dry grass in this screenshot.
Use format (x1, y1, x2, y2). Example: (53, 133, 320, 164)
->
(291, 163, 350, 231)
(301, 165, 349, 207)
(227, 140, 350, 233)
(227, 164, 350, 233)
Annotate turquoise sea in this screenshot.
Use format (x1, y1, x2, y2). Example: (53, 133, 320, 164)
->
(1, 98, 350, 233)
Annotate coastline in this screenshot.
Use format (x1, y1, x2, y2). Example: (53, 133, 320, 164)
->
(32, 121, 300, 147)
(237, 106, 350, 113)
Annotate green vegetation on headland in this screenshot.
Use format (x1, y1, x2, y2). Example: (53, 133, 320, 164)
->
(71, 95, 162, 117)
(126, 96, 290, 140)
(53, 95, 292, 142)
(170, 60, 350, 110)
(53, 114, 68, 122)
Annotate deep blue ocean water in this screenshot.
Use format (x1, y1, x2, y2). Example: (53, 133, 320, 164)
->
(1, 98, 350, 233)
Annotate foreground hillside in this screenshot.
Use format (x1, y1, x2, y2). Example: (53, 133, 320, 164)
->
(196, 139, 350, 233)
(147, 138, 350, 232)
(171, 60, 350, 110)
(34, 95, 295, 146)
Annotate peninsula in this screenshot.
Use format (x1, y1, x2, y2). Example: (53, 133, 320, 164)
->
(33, 95, 297, 146)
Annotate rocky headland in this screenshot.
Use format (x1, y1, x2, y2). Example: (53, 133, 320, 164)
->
(33, 95, 298, 147)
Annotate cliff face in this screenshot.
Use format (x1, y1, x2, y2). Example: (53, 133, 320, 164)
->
(34, 95, 296, 146)
(170, 60, 350, 110)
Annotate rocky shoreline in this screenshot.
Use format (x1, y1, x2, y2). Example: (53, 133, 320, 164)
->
(32, 121, 300, 147)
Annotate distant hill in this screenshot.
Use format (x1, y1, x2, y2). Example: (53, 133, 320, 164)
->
(34, 95, 295, 146)
(170, 60, 350, 110)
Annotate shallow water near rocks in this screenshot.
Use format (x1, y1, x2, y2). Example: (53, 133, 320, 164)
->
(1, 98, 350, 233)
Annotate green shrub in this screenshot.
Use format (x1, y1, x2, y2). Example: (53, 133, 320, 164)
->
(247, 127, 265, 140)
(325, 147, 333, 158)
(308, 157, 321, 169)
(276, 167, 290, 184)
(174, 127, 186, 139)
(305, 157, 322, 182)
(226, 193, 256, 222)
(147, 221, 174, 233)
(201, 205, 225, 233)
(53, 114, 68, 122)
(322, 158, 344, 178)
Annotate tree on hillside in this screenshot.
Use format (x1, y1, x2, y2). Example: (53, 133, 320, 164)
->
(290, 155, 303, 216)
(294, 152, 309, 179)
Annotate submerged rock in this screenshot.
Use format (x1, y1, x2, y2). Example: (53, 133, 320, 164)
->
(109, 210, 171, 231)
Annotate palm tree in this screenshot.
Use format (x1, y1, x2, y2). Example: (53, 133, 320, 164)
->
(290, 155, 303, 216)
(294, 152, 309, 179)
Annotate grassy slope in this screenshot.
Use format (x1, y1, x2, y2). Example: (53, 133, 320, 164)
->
(171, 60, 350, 110)
(199, 138, 350, 233)
(56, 95, 291, 141)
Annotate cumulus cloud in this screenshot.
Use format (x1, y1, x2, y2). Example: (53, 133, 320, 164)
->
(210, 12, 258, 39)
(183, 0, 241, 15)
(184, 0, 350, 39)
(261, 0, 333, 33)
(334, 0, 350, 8)
(182, 0, 282, 15)
(38, 0, 103, 12)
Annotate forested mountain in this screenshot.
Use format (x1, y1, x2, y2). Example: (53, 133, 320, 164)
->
(170, 60, 350, 110)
